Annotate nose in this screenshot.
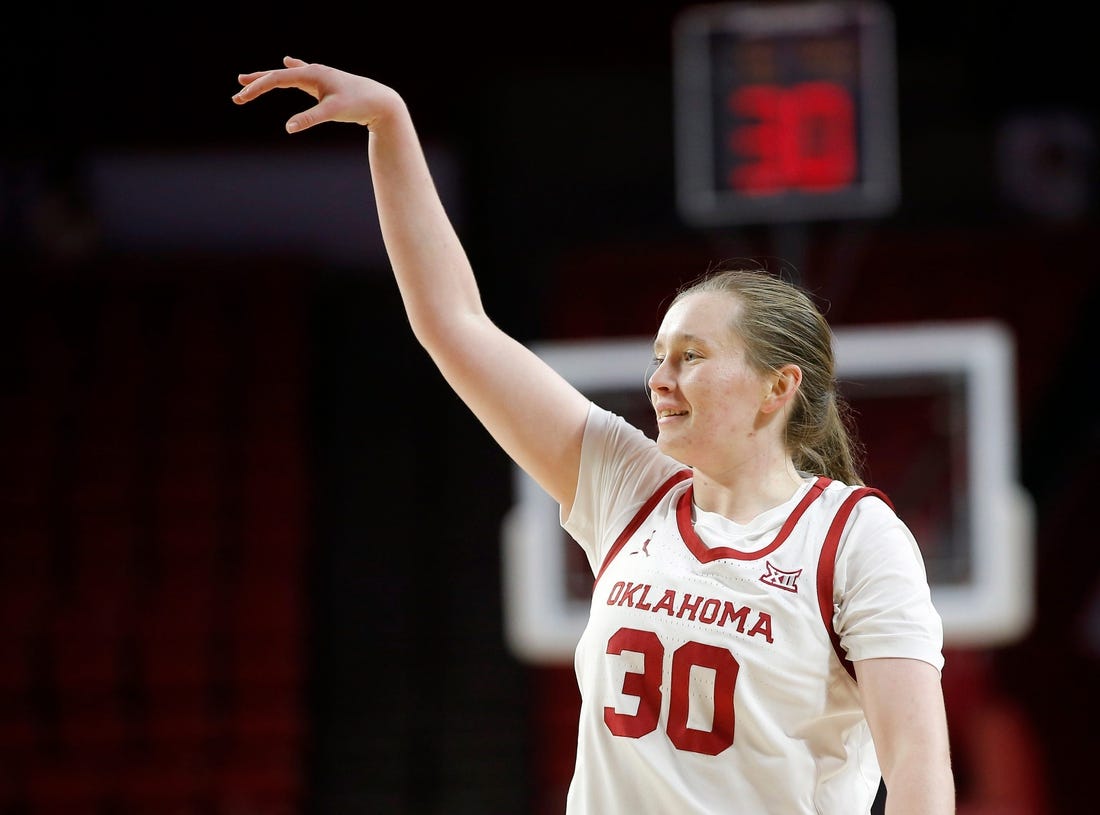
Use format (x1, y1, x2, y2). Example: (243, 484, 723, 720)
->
(647, 359, 671, 394)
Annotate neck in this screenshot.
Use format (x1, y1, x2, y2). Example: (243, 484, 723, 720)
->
(691, 463, 805, 524)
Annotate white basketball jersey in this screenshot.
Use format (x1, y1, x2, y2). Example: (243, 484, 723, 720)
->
(563, 406, 943, 815)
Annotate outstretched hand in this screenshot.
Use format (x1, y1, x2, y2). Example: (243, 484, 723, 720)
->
(232, 55, 404, 133)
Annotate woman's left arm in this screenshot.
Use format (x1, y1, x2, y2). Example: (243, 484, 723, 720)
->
(856, 656, 956, 815)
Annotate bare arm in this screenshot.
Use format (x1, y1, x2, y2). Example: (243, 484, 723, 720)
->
(233, 57, 591, 510)
(856, 657, 956, 815)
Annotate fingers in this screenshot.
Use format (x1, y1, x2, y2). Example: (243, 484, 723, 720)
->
(237, 56, 308, 83)
(232, 71, 276, 103)
(232, 59, 313, 106)
(231, 56, 380, 133)
(285, 108, 317, 133)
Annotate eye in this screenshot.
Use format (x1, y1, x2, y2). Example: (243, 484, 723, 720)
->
(683, 349, 700, 362)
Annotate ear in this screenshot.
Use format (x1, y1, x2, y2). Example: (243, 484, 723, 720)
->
(760, 364, 802, 415)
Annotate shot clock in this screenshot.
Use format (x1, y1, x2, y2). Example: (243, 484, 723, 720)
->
(673, 0, 899, 226)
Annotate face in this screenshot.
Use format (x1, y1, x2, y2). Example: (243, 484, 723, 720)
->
(648, 291, 774, 471)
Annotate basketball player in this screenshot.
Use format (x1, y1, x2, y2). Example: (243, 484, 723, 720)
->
(233, 56, 955, 814)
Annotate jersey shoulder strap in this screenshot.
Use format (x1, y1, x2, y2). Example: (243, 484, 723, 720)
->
(815, 485, 894, 681)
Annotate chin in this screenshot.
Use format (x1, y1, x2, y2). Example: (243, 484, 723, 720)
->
(655, 435, 686, 462)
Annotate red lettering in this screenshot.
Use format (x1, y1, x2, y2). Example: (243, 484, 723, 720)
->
(676, 593, 704, 620)
(747, 612, 774, 643)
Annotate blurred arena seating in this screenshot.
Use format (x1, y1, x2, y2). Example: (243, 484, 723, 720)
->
(0, 254, 309, 814)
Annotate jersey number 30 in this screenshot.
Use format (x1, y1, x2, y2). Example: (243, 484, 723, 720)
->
(604, 627, 738, 755)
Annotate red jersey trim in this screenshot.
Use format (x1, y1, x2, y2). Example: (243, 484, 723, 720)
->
(816, 486, 893, 682)
(677, 476, 832, 563)
(593, 469, 692, 589)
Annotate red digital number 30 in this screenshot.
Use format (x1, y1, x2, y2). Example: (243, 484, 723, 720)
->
(727, 81, 856, 194)
(603, 627, 739, 756)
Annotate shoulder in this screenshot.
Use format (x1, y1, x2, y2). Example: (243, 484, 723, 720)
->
(566, 404, 686, 549)
(822, 480, 928, 574)
(817, 479, 898, 523)
(582, 403, 681, 481)
(583, 403, 654, 450)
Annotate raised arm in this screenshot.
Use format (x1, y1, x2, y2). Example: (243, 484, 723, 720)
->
(233, 57, 591, 510)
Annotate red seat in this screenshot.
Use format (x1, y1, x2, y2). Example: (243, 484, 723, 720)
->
(142, 692, 221, 753)
(117, 752, 212, 812)
(55, 697, 135, 754)
(49, 628, 127, 700)
(226, 631, 304, 691)
(224, 690, 306, 750)
(212, 748, 303, 813)
(0, 706, 43, 758)
(134, 630, 214, 694)
(0, 634, 38, 697)
(24, 756, 117, 808)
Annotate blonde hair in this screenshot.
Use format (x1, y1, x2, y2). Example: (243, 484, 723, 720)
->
(670, 264, 865, 485)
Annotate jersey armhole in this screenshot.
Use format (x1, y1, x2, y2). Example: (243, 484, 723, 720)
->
(816, 486, 892, 682)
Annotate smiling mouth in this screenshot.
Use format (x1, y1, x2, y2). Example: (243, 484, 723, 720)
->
(657, 410, 688, 419)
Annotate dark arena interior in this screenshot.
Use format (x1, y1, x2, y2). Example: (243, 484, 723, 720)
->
(1, 1, 1096, 813)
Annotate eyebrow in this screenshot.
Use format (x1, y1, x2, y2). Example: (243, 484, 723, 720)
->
(654, 331, 709, 350)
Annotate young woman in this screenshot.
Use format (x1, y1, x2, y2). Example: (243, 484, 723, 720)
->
(233, 56, 955, 814)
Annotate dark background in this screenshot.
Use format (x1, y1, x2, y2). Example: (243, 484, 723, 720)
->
(2, 1, 1097, 813)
